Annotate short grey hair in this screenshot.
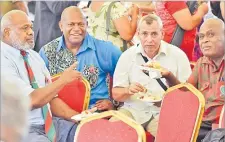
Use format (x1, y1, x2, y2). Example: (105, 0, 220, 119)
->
(1, 13, 12, 36)
(1, 77, 30, 141)
(1, 10, 27, 37)
(137, 14, 163, 30)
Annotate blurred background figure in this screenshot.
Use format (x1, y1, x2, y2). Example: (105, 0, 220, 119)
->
(0, 1, 28, 18)
(210, 1, 224, 21)
(27, 1, 36, 15)
(0, 78, 30, 142)
(87, 1, 139, 51)
(33, 1, 80, 52)
(132, 2, 155, 16)
(155, 1, 208, 61)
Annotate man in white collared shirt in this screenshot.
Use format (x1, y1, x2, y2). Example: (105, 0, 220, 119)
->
(1, 10, 82, 142)
(112, 14, 191, 136)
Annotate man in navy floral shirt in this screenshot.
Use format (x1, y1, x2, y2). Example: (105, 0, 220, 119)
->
(39, 6, 121, 142)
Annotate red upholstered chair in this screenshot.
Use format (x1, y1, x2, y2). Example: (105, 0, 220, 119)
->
(155, 83, 205, 142)
(219, 106, 224, 128)
(110, 77, 154, 142)
(75, 110, 146, 142)
(146, 132, 155, 142)
(51, 74, 91, 113)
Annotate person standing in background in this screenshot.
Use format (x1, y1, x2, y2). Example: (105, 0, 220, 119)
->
(0, 1, 28, 17)
(87, 2, 139, 51)
(155, 1, 208, 61)
(132, 2, 155, 16)
(210, 1, 224, 21)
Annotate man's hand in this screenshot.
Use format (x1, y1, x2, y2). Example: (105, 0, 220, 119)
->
(128, 4, 139, 17)
(154, 101, 162, 107)
(160, 67, 171, 78)
(95, 100, 114, 111)
(59, 62, 82, 84)
(198, 2, 209, 15)
(142, 63, 171, 79)
(127, 82, 146, 95)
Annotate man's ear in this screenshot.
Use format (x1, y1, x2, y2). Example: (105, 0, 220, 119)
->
(59, 21, 63, 32)
(137, 29, 141, 40)
(161, 30, 165, 40)
(86, 20, 88, 27)
(3, 28, 10, 38)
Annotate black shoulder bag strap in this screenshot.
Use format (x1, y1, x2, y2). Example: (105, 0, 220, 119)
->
(140, 54, 168, 91)
(87, 1, 91, 8)
(106, 1, 127, 51)
(170, 1, 198, 47)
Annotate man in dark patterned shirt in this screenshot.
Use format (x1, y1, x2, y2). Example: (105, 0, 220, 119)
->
(39, 6, 122, 142)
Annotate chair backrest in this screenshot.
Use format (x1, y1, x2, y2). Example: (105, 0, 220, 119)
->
(219, 106, 224, 128)
(155, 83, 205, 142)
(51, 74, 90, 113)
(75, 110, 146, 142)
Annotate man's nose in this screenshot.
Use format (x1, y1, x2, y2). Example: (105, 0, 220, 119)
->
(146, 34, 153, 42)
(27, 28, 33, 36)
(72, 24, 81, 31)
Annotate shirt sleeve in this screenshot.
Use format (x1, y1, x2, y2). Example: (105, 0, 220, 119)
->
(1, 57, 34, 97)
(165, 1, 187, 15)
(96, 41, 122, 77)
(110, 2, 128, 20)
(39, 48, 49, 69)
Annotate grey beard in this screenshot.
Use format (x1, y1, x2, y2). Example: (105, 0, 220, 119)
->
(9, 32, 34, 51)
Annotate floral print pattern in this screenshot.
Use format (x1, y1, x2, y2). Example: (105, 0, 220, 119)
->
(87, 2, 127, 50)
(43, 37, 77, 76)
(82, 65, 99, 88)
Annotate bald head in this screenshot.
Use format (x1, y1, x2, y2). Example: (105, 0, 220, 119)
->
(60, 6, 86, 22)
(59, 6, 87, 47)
(1, 10, 29, 35)
(200, 18, 224, 32)
(1, 10, 34, 51)
(199, 18, 224, 60)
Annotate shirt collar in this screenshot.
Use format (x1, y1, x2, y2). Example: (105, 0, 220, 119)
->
(201, 56, 225, 72)
(56, 35, 66, 52)
(201, 56, 225, 64)
(135, 40, 168, 57)
(1, 41, 31, 57)
(56, 33, 96, 53)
